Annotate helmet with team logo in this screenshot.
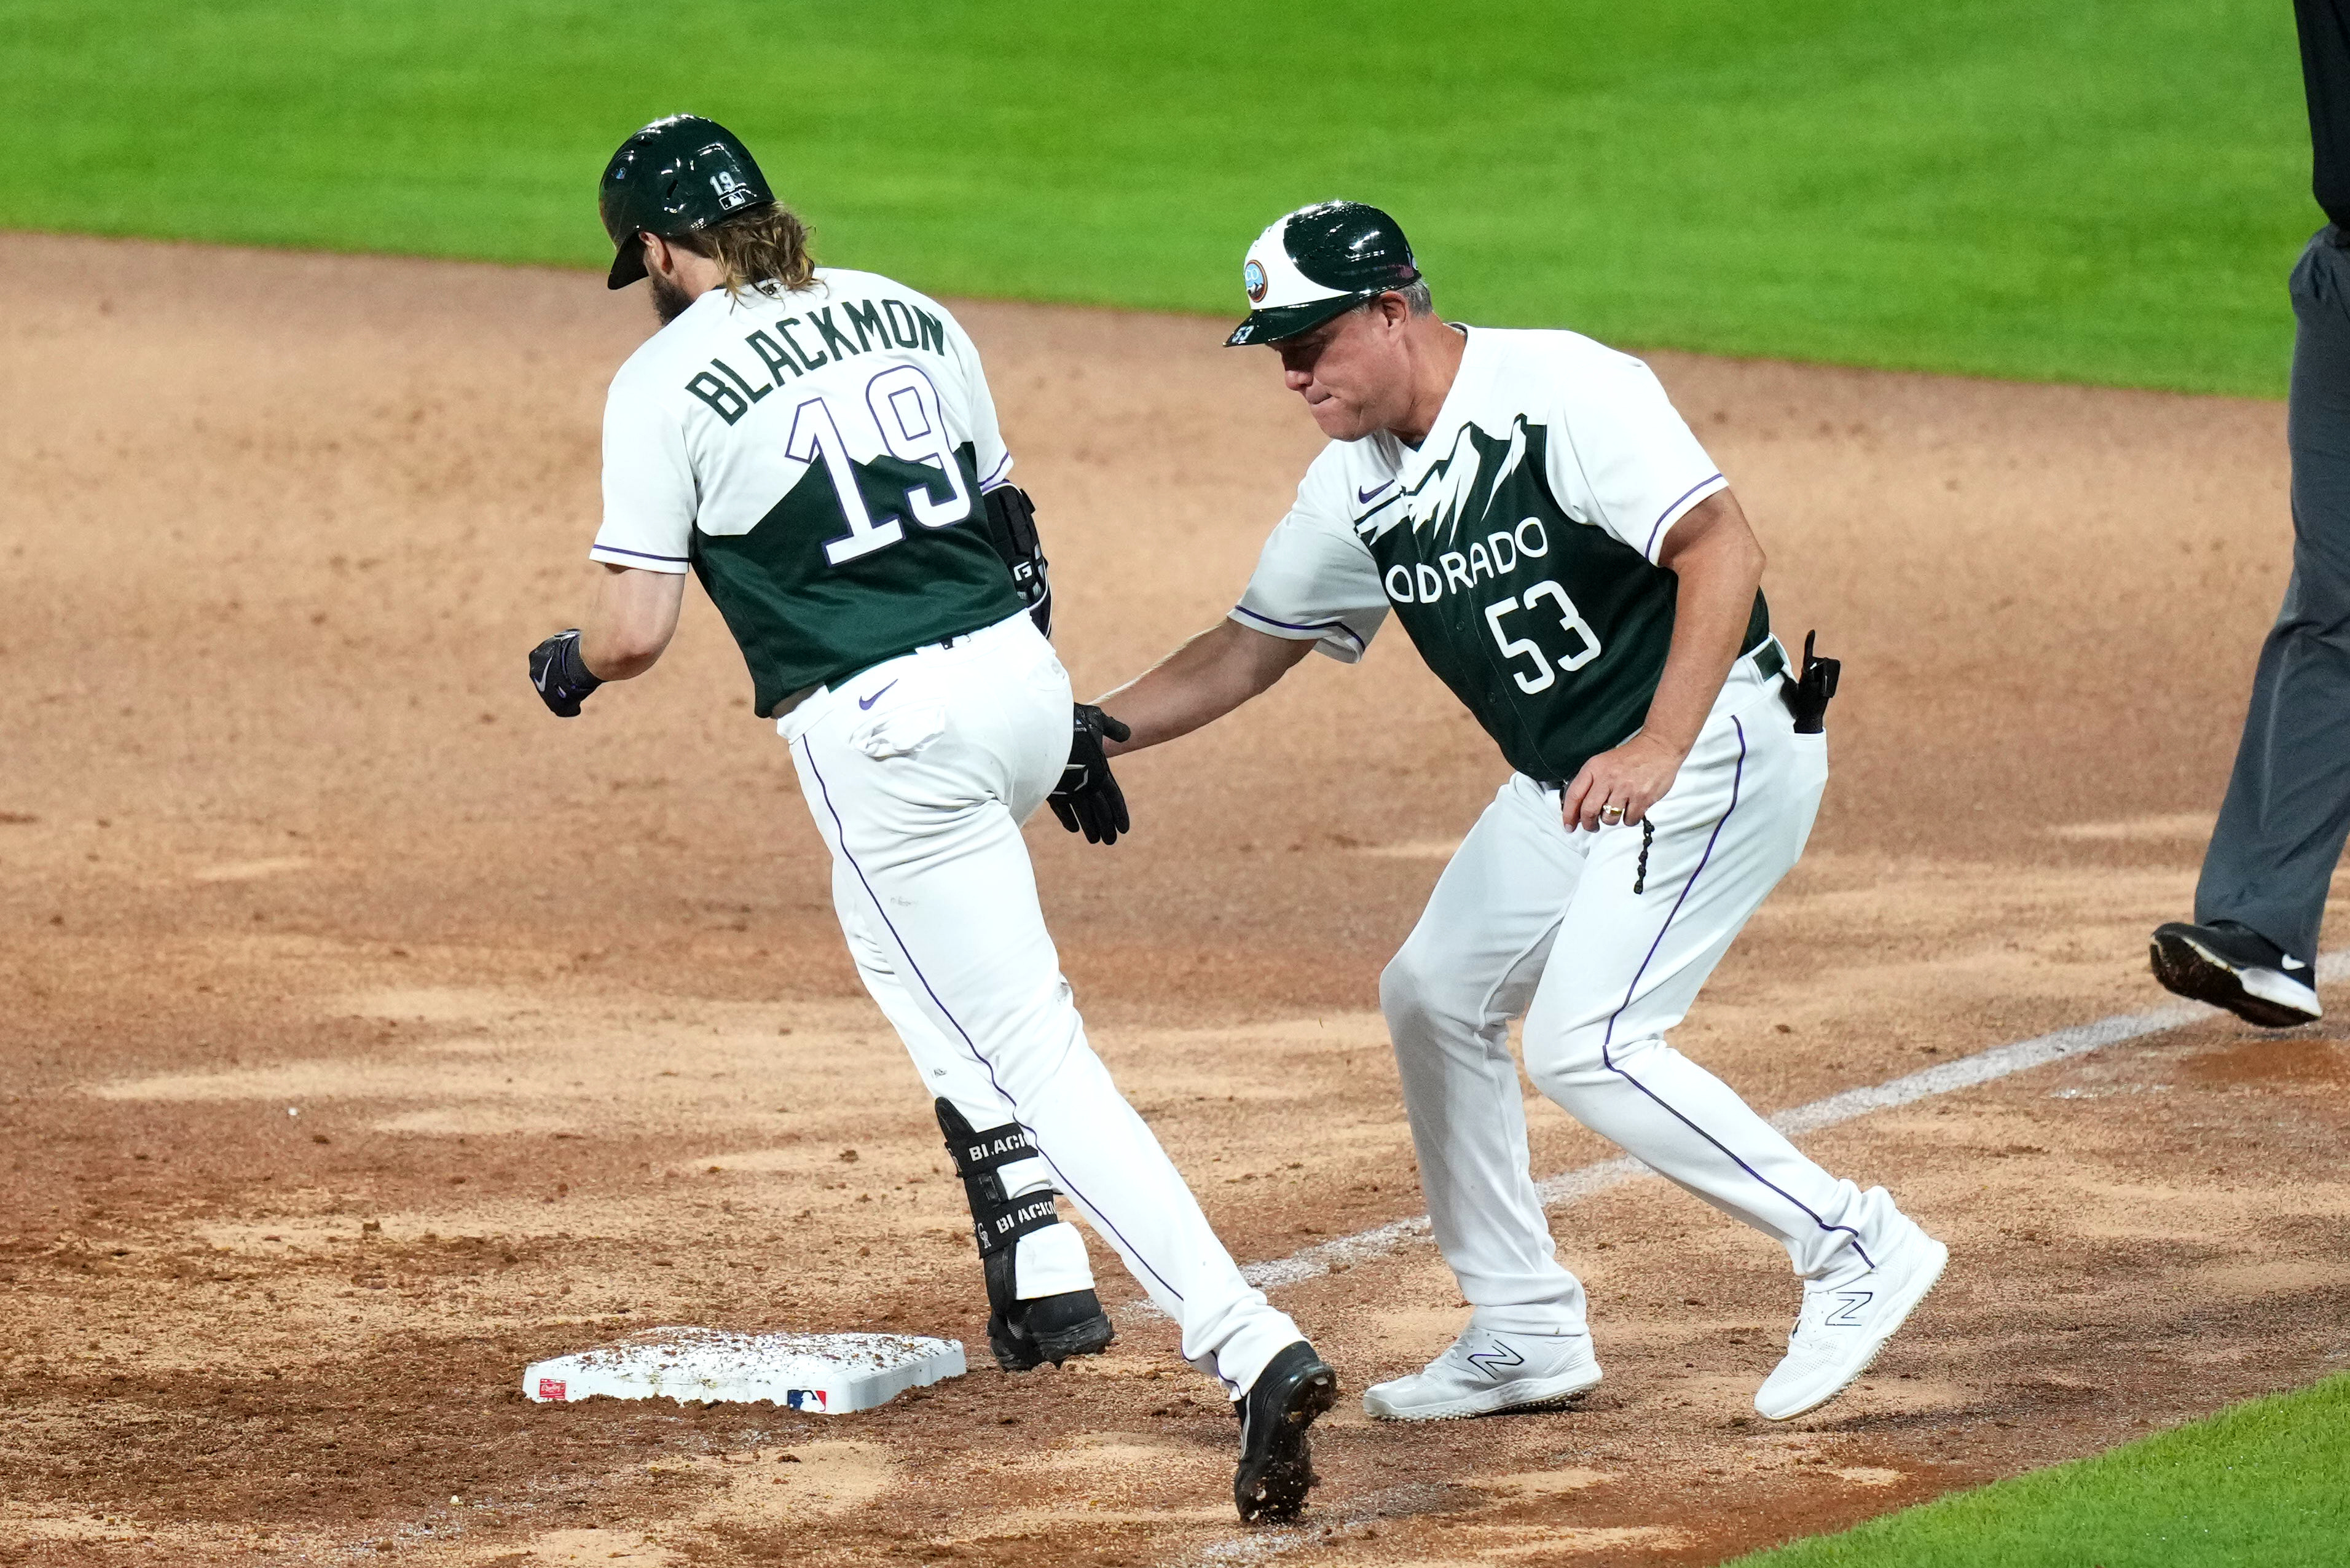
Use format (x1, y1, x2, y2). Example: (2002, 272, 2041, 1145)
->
(1226, 200, 1421, 347)
(598, 114, 774, 289)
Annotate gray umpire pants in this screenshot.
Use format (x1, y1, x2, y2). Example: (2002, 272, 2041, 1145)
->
(2195, 226, 2350, 963)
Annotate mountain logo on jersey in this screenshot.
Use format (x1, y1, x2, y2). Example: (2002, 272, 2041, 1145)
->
(1354, 417, 1537, 549)
(1244, 260, 1268, 304)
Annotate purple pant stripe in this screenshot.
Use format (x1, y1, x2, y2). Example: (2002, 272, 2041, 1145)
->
(797, 735, 1186, 1304)
(1597, 716, 1874, 1270)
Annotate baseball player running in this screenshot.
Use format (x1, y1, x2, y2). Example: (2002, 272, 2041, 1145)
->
(1094, 202, 1945, 1423)
(526, 116, 1335, 1521)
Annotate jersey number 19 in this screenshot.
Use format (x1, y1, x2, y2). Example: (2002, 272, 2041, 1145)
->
(784, 366, 973, 566)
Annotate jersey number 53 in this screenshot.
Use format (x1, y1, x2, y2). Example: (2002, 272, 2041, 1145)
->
(1483, 580, 1603, 694)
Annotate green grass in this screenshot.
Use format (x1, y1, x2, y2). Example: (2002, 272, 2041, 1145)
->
(0, 1, 2321, 393)
(1729, 1373, 2350, 1567)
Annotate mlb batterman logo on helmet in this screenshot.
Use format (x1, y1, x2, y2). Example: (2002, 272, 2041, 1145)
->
(709, 160, 761, 212)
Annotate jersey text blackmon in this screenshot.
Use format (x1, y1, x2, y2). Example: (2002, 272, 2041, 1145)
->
(682, 296, 952, 425)
(592, 268, 1021, 715)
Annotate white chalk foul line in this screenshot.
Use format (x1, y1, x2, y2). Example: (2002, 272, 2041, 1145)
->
(1235, 954, 2347, 1293)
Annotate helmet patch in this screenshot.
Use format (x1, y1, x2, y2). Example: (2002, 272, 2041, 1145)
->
(712, 166, 758, 211)
(1225, 200, 1413, 347)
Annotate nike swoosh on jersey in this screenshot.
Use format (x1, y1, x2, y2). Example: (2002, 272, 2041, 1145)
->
(857, 680, 899, 710)
(2282, 955, 2309, 971)
(1357, 480, 1394, 504)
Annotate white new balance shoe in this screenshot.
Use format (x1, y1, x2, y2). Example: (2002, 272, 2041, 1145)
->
(1363, 1316, 1602, 1422)
(1756, 1215, 1947, 1421)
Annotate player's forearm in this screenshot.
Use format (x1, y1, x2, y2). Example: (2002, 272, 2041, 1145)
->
(580, 563, 687, 680)
(1644, 499, 1766, 756)
(1097, 620, 1309, 755)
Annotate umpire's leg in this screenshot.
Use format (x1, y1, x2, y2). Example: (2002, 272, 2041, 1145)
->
(2195, 227, 2350, 963)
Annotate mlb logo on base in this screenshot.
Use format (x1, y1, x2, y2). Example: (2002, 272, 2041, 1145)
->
(521, 1330, 961, 1413)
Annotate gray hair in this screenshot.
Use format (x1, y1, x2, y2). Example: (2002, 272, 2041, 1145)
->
(1361, 278, 1434, 318)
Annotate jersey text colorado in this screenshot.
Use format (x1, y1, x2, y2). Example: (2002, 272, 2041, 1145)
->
(1232, 327, 1765, 782)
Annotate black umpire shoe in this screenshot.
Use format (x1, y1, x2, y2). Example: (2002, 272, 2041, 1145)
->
(2151, 920, 2323, 1029)
(1233, 1340, 1338, 1524)
(991, 1287, 1116, 1373)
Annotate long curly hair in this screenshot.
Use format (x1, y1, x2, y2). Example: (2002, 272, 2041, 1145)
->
(680, 202, 816, 299)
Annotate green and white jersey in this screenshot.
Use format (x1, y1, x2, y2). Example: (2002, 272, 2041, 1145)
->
(592, 266, 1023, 717)
(1232, 327, 1768, 783)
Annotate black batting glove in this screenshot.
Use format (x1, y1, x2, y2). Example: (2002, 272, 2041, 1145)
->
(1048, 704, 1131, 845)
(1782, 629, 1841, 734)
(528, 629, 602, 718)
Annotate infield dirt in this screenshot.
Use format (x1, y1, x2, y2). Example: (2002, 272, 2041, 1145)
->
(2, 233, 2345, 1566)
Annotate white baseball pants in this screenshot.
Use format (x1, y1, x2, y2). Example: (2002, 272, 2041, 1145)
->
(781, 612, 1302, 1393)
(1381, 649, 1906, 1329)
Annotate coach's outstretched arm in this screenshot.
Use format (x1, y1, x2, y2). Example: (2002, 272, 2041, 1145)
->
(1096, 620, 1315, 756)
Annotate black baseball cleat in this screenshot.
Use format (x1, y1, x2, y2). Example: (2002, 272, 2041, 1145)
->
(2151, 920, 2322, 1029)
(1233, 1340, 1338, 1524)
(990, 1288, 1116, 1373)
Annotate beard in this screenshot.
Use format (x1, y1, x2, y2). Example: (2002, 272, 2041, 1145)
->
(648, 270, 695, 326)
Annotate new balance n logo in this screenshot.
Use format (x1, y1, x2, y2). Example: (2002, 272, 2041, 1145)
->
(1825, 1291, 1873, 1328)
(1464, 1339, 1525, 1380)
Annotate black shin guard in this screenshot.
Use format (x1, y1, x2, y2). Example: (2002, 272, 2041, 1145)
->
(935, 1098, 1063, 1264)
(935, 1099, 1114, 1371)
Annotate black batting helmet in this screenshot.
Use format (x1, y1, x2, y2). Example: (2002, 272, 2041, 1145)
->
(597, 114, 774, 289)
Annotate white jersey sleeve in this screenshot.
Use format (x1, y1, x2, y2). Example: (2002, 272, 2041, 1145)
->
(940, 308, 1015, 493)
(1543, 350, 1726, 564)
(1228, 453, 1390, 664)
(591, 366, 697, 575)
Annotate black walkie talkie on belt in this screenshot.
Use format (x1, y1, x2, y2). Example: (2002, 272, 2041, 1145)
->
(1780, 630, 1840, 734)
